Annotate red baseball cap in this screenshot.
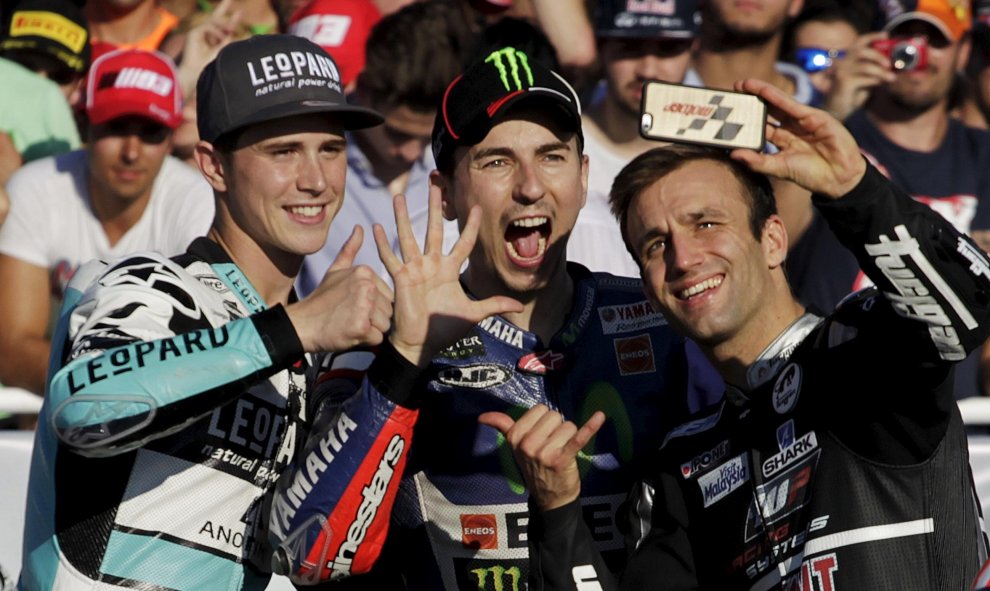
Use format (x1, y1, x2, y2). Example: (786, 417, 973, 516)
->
(287, 0, 380, 87)
(84, 49, 183, 128)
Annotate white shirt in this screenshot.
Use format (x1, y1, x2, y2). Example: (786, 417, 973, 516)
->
(0, 150, 214, 299)
(567, 116, 641, 278)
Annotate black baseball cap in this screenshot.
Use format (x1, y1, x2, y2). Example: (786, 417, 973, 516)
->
(197, 34, 384, 144)
(594, 0, 700, 39)
(432, 46, 582, 170)
(0, 0, 90, 74)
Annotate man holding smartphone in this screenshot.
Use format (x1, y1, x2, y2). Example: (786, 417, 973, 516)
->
(488, 77, 990, 591)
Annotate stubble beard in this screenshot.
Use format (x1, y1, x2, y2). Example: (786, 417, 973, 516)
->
(608, 83, 642, 120)
(705, 9, 782, 51)
(886, 74, 950, 114)
(888, 91, 941, 113)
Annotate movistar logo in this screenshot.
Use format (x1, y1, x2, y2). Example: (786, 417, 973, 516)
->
(485, 47, 533, 92)
(495, 381, 634, 494)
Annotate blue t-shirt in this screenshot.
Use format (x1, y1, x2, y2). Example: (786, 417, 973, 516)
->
(794, 109, 990, 399)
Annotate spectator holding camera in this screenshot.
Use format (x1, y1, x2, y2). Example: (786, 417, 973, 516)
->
(846, 0, 990, 398)
(846, 0, 986, 239)
(787, 4, 863, 98)
(807, 0, 990, 399)
(785, 2, 895, 122)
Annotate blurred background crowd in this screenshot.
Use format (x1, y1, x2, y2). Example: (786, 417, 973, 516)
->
(1, 0, 990, 429)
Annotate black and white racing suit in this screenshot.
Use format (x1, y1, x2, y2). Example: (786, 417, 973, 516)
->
(18, 237, 417, 591)
(527, 165, 990, 590)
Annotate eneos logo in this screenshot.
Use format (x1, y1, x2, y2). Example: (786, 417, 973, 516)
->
(461, 514, 498, 550)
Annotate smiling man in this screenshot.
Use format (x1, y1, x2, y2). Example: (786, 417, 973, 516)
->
(0, 48, 213, 398)
(270, 46, 721, 590)
(486, 79, 990, 590)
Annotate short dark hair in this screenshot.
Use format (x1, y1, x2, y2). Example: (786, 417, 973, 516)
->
(609, 144, 776, 263)
(357, 1, 466, 113)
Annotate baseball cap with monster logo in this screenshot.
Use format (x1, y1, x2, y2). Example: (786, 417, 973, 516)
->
(431, 46, 583, 171)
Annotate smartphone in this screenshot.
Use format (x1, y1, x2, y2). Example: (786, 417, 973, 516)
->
(640, 80, 767, 151)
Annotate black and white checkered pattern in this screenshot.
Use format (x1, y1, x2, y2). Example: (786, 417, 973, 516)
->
(676, 95, 745, 141)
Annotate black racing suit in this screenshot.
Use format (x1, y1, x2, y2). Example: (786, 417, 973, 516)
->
(527, 165, 990, 590)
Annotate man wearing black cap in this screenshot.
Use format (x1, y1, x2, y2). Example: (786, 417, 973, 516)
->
(0, 0, 90, 105)
(18, 34, 513, 591)
(568, 0, 699, 278)
(491, 77, 989, 591)
(270, 45, 720, 590)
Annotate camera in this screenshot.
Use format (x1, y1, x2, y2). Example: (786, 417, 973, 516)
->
(870, 36, 928, 71)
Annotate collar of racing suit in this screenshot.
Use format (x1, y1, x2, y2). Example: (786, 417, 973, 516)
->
(187, 237, 300, 306)
(725, 312, 824, 406)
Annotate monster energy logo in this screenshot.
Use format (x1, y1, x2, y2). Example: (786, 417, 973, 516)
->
(485, 48, 533, 92)
(472, 565, 522, 591)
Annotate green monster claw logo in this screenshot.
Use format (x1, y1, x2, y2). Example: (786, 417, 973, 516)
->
(471, 564, 522, 591)
(485, 47, 534, 92)
(496, 382, 635, 494)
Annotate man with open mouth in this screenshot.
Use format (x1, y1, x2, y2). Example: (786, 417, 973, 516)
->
(269, 46, 722, 590)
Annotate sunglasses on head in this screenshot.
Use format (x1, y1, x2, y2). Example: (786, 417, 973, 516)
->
(794, 47, 845, 73)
